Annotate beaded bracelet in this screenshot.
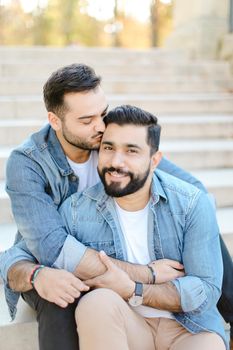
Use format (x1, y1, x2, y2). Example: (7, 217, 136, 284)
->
(147, 264, 156, 284)
(29, 264, 45, 287)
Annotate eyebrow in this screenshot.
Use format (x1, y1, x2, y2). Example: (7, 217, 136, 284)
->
(102, 141, 142, 150)
(78, 104, 109, 120)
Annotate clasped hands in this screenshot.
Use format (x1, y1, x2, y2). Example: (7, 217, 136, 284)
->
(84, 252, 185, 299)
(34, 252, 184, 307)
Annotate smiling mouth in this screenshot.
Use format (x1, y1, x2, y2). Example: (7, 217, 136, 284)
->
(107, 171, 128, 178)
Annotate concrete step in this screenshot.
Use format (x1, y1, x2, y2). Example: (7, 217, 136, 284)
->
(0, 223, 16, 252)
(0, 284, 38, 350)
(0, 93, 233, 119)
(0, 115, 232, 147)
(0, 146, 11, 180)
(1, 77, 232, 95)
(0, 181, 13, 223)
(0, 120, 46, 146)
(160, 115, 233, 139)
(217, 208, 233, 256)
(161, 139, 233, 169)
(192, 169, 233, 208)
(0, 46, 188, 63)
(0, 61, 231, 80)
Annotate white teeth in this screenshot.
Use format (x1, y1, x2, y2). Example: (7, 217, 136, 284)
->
(109, 171, 125, 177)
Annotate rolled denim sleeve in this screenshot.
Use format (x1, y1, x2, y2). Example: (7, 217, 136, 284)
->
(171, 192, 223, 314)
(0, 241, 36, 284)
(53, 235, 87, 272)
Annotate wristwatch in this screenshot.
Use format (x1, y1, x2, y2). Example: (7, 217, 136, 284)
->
(128, 282, 143, 307)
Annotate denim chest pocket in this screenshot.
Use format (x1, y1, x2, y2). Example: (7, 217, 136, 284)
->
(83, 241, 116, 257)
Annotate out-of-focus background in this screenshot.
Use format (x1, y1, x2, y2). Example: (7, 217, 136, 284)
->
(0, 1, 233, 349)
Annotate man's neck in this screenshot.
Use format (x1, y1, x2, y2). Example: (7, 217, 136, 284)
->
(115, 183, 151, 212)
(56, 131, 91, 163)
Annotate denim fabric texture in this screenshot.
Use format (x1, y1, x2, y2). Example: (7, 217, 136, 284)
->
(0, 124, 227, 348)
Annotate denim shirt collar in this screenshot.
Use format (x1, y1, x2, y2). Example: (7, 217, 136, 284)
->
(83, 172, 168, 206)
(34, 124, 73, 177)
(150, 170, 168, 205)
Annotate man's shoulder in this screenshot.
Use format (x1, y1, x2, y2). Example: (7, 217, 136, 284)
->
(10, 124, 51, 157)
(154, 169, 201, 200)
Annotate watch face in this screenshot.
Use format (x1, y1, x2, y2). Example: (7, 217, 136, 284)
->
(128, 295, 143, 307)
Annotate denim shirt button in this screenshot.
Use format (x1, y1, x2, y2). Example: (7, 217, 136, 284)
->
(70, 175, 77, 182)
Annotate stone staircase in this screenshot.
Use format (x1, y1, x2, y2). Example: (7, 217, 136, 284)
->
(0, 46, 232, 349)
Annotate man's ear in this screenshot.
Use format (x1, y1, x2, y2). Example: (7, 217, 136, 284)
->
(151, 151, 162, 171)
(48, 112, 62, 131)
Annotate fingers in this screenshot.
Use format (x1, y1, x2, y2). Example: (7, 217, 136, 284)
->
(84, 276, 99, 287)
(174, 270, 185, 278)
(167, 260, 184, 270)
(71, 277, 89, 292)
(99, 250, 113, 269)
(55, 297, 69, 308)
(151, 259, 184, 270)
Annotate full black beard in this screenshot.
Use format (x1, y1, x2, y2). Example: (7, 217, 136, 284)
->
(98, 166, 150, 197)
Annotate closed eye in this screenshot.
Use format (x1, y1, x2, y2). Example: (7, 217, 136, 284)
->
(82, 119, 92, 125)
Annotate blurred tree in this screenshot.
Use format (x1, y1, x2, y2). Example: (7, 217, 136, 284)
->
(150, 0, 159, 46)
(32, 0, 102, 46)
(0, 0, 32, 45)
(150, 0, 173, 47)
(113, 0, 121, 47)
(0, 0, 173, 47)
(115, 15, 150, 49)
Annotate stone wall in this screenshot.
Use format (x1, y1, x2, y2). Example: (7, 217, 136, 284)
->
(165, 0, 230, 59)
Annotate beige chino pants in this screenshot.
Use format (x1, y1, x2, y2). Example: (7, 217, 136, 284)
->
(75, 288, 225, 350)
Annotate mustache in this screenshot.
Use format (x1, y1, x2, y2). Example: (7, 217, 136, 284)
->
(102, 167, 132, 176)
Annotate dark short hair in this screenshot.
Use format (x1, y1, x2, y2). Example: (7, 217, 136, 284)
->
(104, 105, 161, 154)
(43, 63, 101, 117)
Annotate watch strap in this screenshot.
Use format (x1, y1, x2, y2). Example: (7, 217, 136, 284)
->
(134, 281, 143, 296)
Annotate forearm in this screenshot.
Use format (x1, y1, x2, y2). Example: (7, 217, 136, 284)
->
(8, 261, 35, 292)
(143, 281, 182, 312)
(74, 248, 150, 283)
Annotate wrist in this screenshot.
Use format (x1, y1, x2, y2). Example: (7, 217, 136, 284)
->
(147, 264, 156, 284)
(29, 264, 45, 288)
(123, 280, 135, 300)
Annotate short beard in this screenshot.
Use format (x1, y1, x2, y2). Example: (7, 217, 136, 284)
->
(62, 123, 102, 150)
(98, 166, 150, 197)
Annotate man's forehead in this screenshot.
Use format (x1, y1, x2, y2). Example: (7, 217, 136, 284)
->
(64, 88, 107, 115)
(102, 123, 148, 146)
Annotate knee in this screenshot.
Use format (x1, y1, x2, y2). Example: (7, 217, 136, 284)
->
(75, 288, 123, 324)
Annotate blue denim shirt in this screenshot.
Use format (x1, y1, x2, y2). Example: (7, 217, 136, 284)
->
(1, 170, 226, 347)
(56, 172, 226, 347)
(1, 126, 214, 319)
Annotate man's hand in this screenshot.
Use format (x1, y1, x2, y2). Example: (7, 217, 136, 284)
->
(149, 259, 185, 284)
(85, 251, 135, 300)
(34, 267, 89, 308)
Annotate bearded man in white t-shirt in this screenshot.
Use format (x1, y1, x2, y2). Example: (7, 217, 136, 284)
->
(63, 105, 226, 350)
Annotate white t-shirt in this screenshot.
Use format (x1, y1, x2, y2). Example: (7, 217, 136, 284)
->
(66, 151, 100, 192)
(115, 201, 174, 320)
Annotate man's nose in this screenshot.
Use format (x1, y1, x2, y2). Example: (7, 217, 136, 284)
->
(94, 117, 105, 133)
(111, 152, 125, 168)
